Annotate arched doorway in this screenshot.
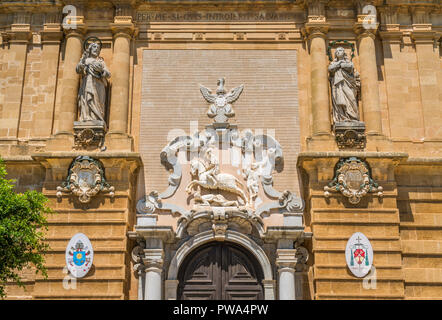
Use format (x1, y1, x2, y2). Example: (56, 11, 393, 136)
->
(177, 242, 264, 300)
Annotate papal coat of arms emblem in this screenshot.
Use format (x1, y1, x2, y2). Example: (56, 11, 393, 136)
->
(65, 233, 94, 278)
(345, 232, 373, 278)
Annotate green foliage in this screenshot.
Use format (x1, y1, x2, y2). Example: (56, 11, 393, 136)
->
(0, 158, 52, 298)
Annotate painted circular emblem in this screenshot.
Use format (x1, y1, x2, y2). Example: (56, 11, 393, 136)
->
(345, 232, 373, 278)
(65, 233, 94, 278)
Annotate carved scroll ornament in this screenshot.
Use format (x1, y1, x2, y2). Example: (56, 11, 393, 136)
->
(324, 157, 383, 204)
(56, 156, 115, 204)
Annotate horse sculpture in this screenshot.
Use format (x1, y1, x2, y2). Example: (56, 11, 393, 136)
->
(185, 158, 248, 206)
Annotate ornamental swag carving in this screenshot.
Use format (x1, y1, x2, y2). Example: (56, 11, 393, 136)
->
(56, 156, 115, 204)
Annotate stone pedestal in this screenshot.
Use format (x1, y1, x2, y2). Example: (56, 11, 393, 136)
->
(334, 121, 366, 149)
(73, 120, 106, 150)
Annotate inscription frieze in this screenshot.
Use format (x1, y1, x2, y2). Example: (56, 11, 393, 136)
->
(136, 11, 300, 22)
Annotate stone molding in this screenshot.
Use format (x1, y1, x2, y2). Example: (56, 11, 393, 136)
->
(1, 3, 440, 46)
(143, 248, 165, 270)
(354, 22, 378, 41)
(166, 229, 274, 280)
(175, 207, 266, 239)
(110, 21, 137, 38)
(40, 24, 63, 44)
(276, 249, 297, 269)
(379, 30, 403, 44)
(411, 30, 441, 45)
(303, 22, 330, 41)
(164, 229, 275, 300)
(64, 25, 87, 39)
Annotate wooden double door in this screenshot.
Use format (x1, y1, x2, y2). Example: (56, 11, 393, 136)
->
(178, 242, 264, 300)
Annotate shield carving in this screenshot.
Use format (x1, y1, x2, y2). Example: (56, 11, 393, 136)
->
(344, 169, 364, 192)
(324, 157, 383, 204)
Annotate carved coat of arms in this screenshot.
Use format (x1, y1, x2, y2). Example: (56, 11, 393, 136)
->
(324, 157, 383, 204)
(56, 156, 115, 204)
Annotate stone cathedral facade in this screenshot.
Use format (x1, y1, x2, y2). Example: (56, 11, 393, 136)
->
(1, 0, 441, 300)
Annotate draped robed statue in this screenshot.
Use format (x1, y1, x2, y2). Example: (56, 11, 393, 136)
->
(328, 47, 361, 123)
(76, 38, 111, 125)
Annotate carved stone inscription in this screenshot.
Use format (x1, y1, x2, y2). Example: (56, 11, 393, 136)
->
(136, 11, 300, 22)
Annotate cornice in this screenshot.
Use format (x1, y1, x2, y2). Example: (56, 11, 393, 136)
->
(40, 23, 63, 43)
(7, 24, 32, 43)
(297, 151, 409, 168)
(411, 29, 440, 44)
(379, 30, 403, 44)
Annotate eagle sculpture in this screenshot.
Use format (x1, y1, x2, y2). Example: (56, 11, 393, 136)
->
(199, 78, 244, 124)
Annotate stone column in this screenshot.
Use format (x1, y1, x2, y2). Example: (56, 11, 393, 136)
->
(354, 24, 383, 136)
(276, 248, 297, 300)
(306, 24, 331, 136)
(107, 14, 135, 151)
(55, 26, 85, 135)
(2, 13, 32, 138)
(143, 248, 164, 300)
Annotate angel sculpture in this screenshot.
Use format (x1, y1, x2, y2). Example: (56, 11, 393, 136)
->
(199, 78, 244, 124)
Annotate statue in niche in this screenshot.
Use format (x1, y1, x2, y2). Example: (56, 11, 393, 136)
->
(76, 37, 110, 125)
(328, 47, 361, 123)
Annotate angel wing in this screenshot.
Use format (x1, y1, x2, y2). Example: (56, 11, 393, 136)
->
(199, 85, 216, 103)
(225, 84, 244, 103)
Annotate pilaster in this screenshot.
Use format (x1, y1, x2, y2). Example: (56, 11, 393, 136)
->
(106, 5, 136, 151)
(410, 24, 441, 140)
(128, 226, 175, 300)
(1, 12, 32, 139)
(46, 21, 86, 151)
(354, 20, 383, 139)
(31, 152, 141, 299)
(302, 1, 334, 150)
(32, 24, 63, 139)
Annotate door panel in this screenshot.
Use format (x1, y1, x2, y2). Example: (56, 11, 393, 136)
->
(178, 243, 264, 300)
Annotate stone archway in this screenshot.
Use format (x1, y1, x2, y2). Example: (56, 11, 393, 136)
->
(178, 241, 264, 300)
(165, 230, 275, 300)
